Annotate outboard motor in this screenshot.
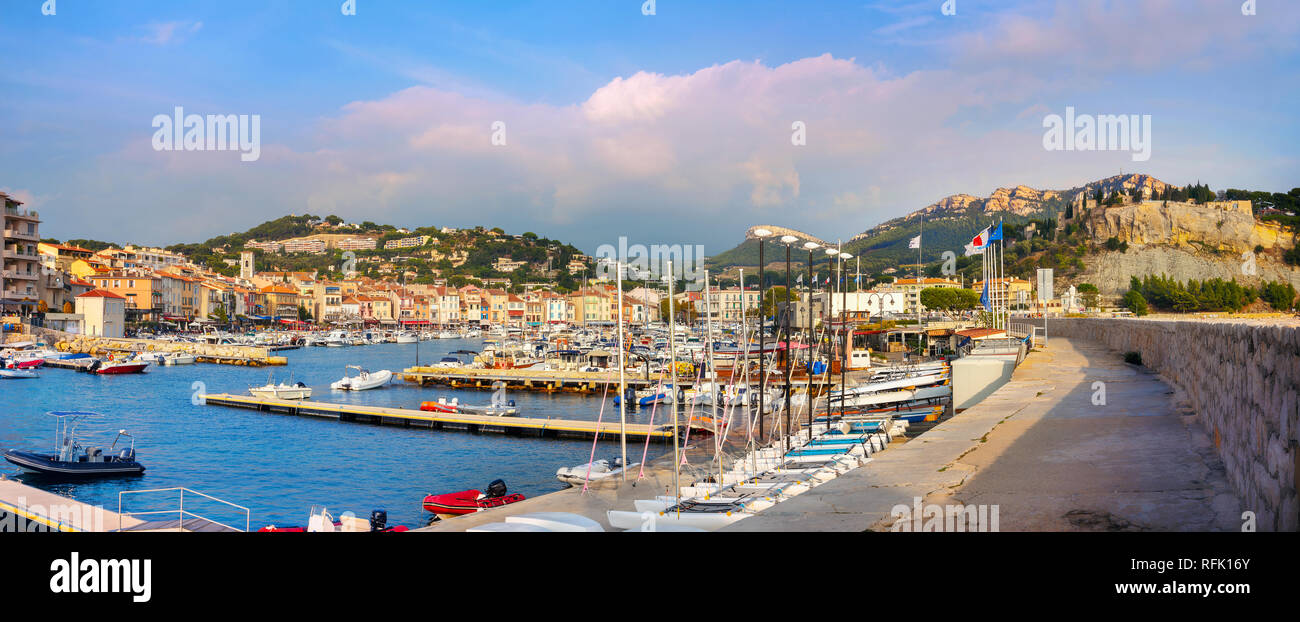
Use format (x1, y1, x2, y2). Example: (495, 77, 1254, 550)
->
(369, 509, 388, 532)
(623, 387, 637, 409)
(485, 479, 508, 498)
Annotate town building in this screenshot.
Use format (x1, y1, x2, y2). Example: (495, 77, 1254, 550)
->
(75, 289, 127, 338)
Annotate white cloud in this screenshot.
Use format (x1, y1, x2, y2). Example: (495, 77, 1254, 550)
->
(137, 21, 203, 46)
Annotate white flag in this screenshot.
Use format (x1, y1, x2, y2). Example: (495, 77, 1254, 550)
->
(908, 235, 921, 249)
(963, 243, 985, 257)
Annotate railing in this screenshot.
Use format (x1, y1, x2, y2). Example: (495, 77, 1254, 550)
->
(3, 229, 38, 240)
(118, 487, 251, 532)
(1007, 321, 1047, 348)
(3, 207, 39, 219)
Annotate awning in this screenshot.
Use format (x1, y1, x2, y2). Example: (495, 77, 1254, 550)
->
(400, 320, 432, 325)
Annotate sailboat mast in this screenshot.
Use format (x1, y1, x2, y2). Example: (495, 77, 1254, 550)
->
(667, 261, 679, 503)
(617, 261, 627, 483)
(704, 269, 722, 485)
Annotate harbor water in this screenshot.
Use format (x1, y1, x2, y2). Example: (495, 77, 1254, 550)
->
(0, 339, 669, 529)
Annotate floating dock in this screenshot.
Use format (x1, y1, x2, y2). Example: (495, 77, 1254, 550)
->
(199, 393, 681, 441)
(401, 366, 681, 393)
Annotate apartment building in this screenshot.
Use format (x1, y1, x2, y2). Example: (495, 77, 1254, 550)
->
(1, 191, 41, 313)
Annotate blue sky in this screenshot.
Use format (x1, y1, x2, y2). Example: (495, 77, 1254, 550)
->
(2, 0, 1297, 254)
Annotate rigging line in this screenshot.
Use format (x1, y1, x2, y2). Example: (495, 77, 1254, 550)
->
(581, 380, 612, 493)
(679, 360, 706, 465)
(636, 365, 668, 481)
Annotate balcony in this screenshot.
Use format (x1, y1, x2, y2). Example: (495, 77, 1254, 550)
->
(1, 269, 38, 281)
(3, 228, 38, 241)
(3, 247, 38, 260)
(2, 207, 40, 222)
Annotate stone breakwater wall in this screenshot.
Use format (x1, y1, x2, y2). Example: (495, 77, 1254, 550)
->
(55, 336, 274, 364)
(1051, 318, 1299, 531)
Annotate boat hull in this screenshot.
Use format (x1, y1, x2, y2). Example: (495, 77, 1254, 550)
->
(2, 450, 145, 477)
(421, 490, 526, 517)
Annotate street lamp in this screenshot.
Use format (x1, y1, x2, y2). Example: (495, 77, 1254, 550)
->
(779, 235, 798, 450)
(839, 251, 853, 413)
(748, 228, 773, 439)
(822, 248, 838, 413)
(802, 241, 820, 440)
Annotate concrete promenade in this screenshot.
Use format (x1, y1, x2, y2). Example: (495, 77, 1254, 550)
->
(724, 336, 1244, 532)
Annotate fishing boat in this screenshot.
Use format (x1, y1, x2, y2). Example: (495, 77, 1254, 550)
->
(163, 352, 196, 365)
(249, 374, 312, 399)
(394, 332, 418, 344)
(422, 479, 525, 519)
(555, 456, 637, 486)
(329, 366, 393, 391)
(2, 412, 144, 477)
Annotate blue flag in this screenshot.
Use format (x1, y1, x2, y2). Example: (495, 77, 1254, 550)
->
(980, 281, 991, 311)
(989, 221, 1003, 242)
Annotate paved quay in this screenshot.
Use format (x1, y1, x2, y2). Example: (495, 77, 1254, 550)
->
(723, 336, 1244, 532)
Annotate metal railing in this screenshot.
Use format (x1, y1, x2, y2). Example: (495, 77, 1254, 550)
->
(118, 487, 250, 532)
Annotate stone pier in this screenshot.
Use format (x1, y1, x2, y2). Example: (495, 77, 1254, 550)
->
(724, 334, 1248, 532)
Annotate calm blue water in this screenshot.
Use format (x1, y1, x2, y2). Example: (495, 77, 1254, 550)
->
(0, 339, 668, 529)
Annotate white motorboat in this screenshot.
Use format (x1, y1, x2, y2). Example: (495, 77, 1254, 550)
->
(394, 332, 418, 344)
(249, 375, 312, 400)
(164, 353, 196, 365)
(0, 368, 39, 379)
(330, 366, 393, 391)
(556, 457, 638, 486)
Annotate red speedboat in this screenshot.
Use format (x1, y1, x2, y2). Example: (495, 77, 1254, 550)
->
(422, 479, 525, 518)
(7, 358, 44, 370)
(90, 356, 149, 375)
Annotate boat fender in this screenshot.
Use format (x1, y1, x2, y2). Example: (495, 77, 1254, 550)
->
(676, 387, 686, 403)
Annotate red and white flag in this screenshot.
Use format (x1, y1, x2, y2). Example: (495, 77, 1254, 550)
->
(969, 226, 992, 249)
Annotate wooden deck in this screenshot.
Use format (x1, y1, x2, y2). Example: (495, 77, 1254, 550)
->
(199, 393, 681, 441)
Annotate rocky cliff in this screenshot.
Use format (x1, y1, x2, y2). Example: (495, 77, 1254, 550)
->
(1083, 199, 1293, 255)
(1076, 199, 1299, 295)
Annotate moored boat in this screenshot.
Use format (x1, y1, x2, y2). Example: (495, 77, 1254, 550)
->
(330, 366, 393, 391)
(90, 355, 149, 375)
(422, 479, 525, 518)
(249, 374, 312, 399)
(2, 412, 144, 477)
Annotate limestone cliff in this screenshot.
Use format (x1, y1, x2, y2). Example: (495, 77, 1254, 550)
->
(1082, 199, 1294, 256)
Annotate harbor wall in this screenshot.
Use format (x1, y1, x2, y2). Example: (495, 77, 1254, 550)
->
(58, 336, 276, 364)
(1049, 318, 1299, 531)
